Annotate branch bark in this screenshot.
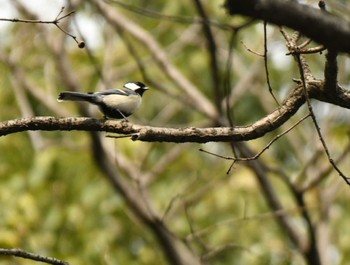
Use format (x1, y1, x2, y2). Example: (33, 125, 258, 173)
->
(224, 0, 350, 53)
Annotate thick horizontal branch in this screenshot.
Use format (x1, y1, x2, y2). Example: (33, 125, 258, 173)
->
(1, 82, 350, 143)
(224, 0, 350, 54)
(0, 115, 292, 143)
(0, 87, 306, 143)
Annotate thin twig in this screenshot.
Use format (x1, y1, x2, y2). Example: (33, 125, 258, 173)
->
(240, 40, 264, 57)
(0, 248, 68, 265)
(295, 54, 350, 185)
(199, 114, 310, 164)
(224, 32, 236, 127)
(0, 6, 83, 48)
(263, 21, 279, 105)
(223, 30, 239, 159)
(301, 140, 350, 192)
(184, 203, 208, 252)
(54, 6, 65, 20)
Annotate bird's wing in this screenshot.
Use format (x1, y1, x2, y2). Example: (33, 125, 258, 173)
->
(95, 88, 133, 96)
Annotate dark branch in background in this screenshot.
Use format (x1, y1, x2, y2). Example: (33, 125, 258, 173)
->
(0, 248, 68, 265)
(223, 31, 239, 160)
(223, 32, 236, 126)
(90, 132, 201, 265)
(224, 0, 350, 53)
(235, 142, 307, 253)
(287, 50, 322, 262)
(324, 50, 338, 92)
(0, 6, 84, 48)
(322, 2, 339, 93)
(263, 22, 279, 105)
(193, 0, 223, 114)
(289, 177, 321, 264)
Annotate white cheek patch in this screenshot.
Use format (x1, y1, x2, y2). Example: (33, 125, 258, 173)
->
(124, 82, 140, 91)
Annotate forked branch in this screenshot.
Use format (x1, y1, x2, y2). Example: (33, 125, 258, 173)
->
(0, 6, 84, 48)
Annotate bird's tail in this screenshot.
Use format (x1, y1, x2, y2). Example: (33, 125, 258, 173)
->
(58, 91, 94, 103)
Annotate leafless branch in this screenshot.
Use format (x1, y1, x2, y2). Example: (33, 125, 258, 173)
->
(0, 248, 68, 265)
(295, 54, 350, 185)
(324, 50, 338, 92)
(184, 203, 208, 253)
(281, 23, 350, 186)
(193, 0, 223, 113)
(199, 114, 310, 166)
(91, 132, 202, 265)
(0, 6, 84, 48)
(224, 0, 350, 53)
(236, 142, 307, 253)
(263, 22, 279, 105)
(301, 141, 350, 192)
(240, 40, 264, 57)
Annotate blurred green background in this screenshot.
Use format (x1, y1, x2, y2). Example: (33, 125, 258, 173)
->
(1, 0, 350, 264)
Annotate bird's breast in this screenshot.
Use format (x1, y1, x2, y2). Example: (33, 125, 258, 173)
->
(102, 94, 141, 113)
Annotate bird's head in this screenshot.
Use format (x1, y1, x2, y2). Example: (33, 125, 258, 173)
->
(124, 81, 149, 96)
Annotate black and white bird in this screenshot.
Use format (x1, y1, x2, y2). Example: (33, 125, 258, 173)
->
(58, 81, 149, 119)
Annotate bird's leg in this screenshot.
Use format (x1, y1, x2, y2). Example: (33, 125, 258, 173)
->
(117, 109, 129, 122)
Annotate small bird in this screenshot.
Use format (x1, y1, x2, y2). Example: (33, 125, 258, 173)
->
(58, 81, 149, 119)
